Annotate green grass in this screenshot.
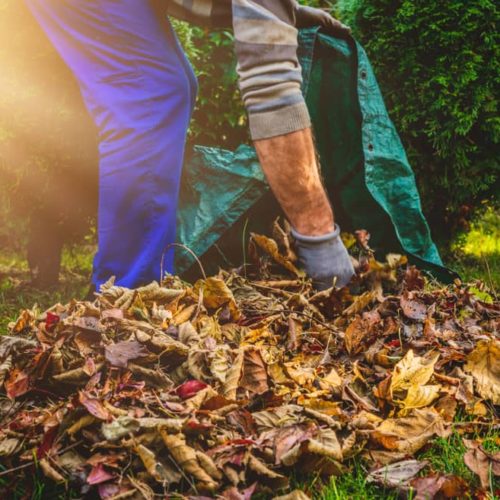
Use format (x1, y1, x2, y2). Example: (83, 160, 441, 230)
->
(419, 432, 476, 485)
(318, 462, 400, 500)
(447, 206, 499, 292)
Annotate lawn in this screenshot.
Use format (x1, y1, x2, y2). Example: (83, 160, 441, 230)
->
(0, 210, 498, 499)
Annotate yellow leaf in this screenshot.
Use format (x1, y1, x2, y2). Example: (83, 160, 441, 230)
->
(251, 233, 305, 277)
(319, 367, 343, 391)
(297, 397, 342, 416)
(160, 430, 217, 489)
(464, 339, 500, 405)
(344, 291, 378, 316)
(284, 362, 315, 386)
(194, 277, 241, 320)
(210, 346, 230, 384)
(398, 384, 441, 410)
(390, 350, 440, 409)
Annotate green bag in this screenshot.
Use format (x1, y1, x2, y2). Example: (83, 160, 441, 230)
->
(176, 28, 456, 282)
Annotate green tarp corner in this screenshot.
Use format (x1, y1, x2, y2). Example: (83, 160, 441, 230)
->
(177, 28, 456, 283)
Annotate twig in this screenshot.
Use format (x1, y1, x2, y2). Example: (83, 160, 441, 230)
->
(160, 243, 206, 281)
(246, 307, 341, 335)
(0, 440, 83, 477)
(452, 421, 499, 427)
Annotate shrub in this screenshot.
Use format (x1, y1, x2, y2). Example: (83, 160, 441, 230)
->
(338, 0, 499, 236)
(172, 21, 248, 149)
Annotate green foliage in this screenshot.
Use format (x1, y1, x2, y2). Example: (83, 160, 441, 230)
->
(172, 0, 335, 148)
(172, 21, 249, 149)
(338, 0, 499, 234)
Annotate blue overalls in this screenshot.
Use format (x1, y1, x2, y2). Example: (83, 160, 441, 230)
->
(25, 0, 198, 288)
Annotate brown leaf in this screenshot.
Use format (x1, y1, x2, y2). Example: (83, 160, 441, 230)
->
(160, 430, 218, 489)
(371, 409, 449, 454)
(4, 368, 30, 399)
(268, 423, 316, 465)
(411, 474, 469, 500)
(344, 314, 379, 355)
(239, 347, 269, 396)
(0, 438, 21, 457)
(464, 339, 500, 404)
(390, 350, 441, 410)
(135, 443, 182, 484)
(463, 440, 500, 489)
(403, 266, 425, 291)
(400, 293, 427, 321)
(39, 458, 65, 483)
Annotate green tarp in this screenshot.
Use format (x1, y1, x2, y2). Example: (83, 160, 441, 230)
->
(177, 28, 456, 282)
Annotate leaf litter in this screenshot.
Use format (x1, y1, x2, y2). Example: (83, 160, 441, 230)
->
(0, 227, 498, 499)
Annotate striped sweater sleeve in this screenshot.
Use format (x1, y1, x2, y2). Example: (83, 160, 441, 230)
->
(166, 0, 311, 140)
(232, 0, 310, 139)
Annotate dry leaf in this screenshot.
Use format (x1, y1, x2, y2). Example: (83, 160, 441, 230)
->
(239, 348, 269, 396)
(372, 409, 448, 454)
(367, 459, 428, 488)
(104, 340, 147, 368)
(135, 443, 180, 483)
(160, 430, 217, 489)
(463, 440, 500, 489)
(390, 350, 441, 409)
(251, 233, 305, 277)
(464, 339, 500, 404)
(400, 294, 427, 321)
(195, 277, 241, 320)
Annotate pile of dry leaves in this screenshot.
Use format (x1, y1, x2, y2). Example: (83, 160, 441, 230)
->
(0, 228, 498, 499)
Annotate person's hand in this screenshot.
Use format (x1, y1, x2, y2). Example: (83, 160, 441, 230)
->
(295, 6, 351, 36)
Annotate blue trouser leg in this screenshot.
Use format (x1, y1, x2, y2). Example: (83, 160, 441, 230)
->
(25, 0, 198, 289)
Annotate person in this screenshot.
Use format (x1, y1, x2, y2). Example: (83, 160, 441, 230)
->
(25, 0, 355, 291)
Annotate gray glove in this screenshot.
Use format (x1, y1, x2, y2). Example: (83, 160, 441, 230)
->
(292, 224, 355, 290)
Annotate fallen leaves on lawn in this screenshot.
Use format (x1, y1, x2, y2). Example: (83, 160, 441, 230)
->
(0, 228, 498, 499)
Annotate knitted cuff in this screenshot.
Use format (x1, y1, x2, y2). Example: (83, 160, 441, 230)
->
(249, 102, 312, 141)
(291, 224, 341, 244)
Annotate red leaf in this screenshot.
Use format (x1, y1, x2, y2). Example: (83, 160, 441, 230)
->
(87, 463, 115, 485)
(386, 339, 401, 348)
(45, 312, 60, 331)
(79, 391, 111, 420)
(5, 368, 30, 399)
(37, 425, 59, 459)
(176, 380, 208, 399)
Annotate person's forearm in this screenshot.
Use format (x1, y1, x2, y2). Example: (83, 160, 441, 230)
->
(254, 129, 334, 236)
